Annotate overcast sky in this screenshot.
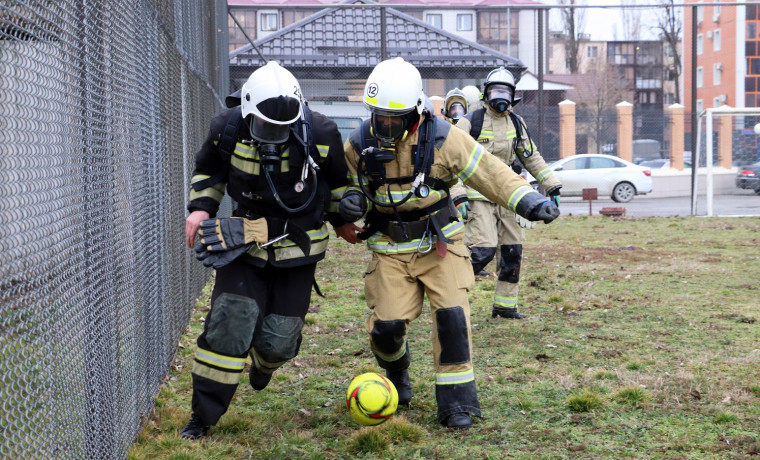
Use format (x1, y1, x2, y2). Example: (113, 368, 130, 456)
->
(548, 0, 664, 42)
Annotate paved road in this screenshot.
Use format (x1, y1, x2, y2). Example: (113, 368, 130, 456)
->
(559, 189, 760, 217)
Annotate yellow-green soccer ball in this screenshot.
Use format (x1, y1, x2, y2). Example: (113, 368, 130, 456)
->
(346, 372, 399, 426)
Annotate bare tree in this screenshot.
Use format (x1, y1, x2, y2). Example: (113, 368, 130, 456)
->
(653, 0, 683, 103)
(576, 62, 632, 154)
(559, 0, 586, 74)
(620, 0, 643, 41)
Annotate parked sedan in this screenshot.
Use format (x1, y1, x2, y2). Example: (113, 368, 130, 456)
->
(735, 162, 760, 195)
(525, 154, 653, 203)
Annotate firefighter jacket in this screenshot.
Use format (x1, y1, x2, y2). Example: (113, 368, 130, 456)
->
(455, 106, 562, 202)
(344, 114, 549, 254)
(188, 107, 349, 267)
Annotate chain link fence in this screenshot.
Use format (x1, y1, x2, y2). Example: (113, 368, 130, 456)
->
(0, 1, 228, 458)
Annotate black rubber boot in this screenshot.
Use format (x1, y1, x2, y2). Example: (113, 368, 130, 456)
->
(180, 413, 210, 440)
(387, 369, 412, 406)
(491, 306, 526, 319)
(249, 365, 272, 391)
(443, 412, 472, 429)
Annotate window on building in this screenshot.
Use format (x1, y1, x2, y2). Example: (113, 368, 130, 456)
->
(587, 46, 598, 58)
(664, 93, 675, 105)
(426, 14, 442, 28)
(696, 99, 703, 112)
(696, 34, 703, 55)
(713, 0, 721, 22)
(260, 12, 278, 31)
(457, 14, 473, 31)
(696, 66, 703, 88)
(714, 63, 722, 85)
(748, 22, 757, 40)
(696, 2, 703, 24)
(228, 9, 257, 52)
(713, 29, 721, 51)
(478, 11, 519, 56)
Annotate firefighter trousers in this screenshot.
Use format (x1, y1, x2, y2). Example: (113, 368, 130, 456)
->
(463, 200, 526, 312)
(189, 259, 316, 425)
(363, 239, 481, 423)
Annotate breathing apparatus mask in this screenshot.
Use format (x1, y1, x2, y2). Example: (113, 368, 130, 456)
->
(485, 84, 514, 113)
(369, 108, 420, 149)
(447, 102, 466, 122)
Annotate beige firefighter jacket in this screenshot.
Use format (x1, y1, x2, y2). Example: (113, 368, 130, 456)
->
(455, 105, 561, 202)
(344, 114, 548, 254)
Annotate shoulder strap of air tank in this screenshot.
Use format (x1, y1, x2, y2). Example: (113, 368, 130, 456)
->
(468, 107, 486, 140)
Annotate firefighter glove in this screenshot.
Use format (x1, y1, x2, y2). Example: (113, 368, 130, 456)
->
(338, 191, 367, 222)
(515, 213, 536, 229)
(195, 243, 251, 269)
(547, 186, 561, 207)
(527, 200, 560, 224)
(194, 217, 268, 267)
(453, 194, 470, 220)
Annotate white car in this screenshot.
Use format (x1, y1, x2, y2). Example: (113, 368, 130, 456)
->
(525, 154, 653, 203)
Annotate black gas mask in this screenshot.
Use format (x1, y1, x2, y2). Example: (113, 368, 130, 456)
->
(486, 84, 515, 113)
(258, 143, 281, 173)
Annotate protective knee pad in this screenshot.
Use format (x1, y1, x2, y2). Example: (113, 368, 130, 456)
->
(498, 244, 523, 283)
(470, 247, 497, 274)
(205, 293, 259, 356)
(252, 314, 304, 364)
(435, 307, 470, 365)
(370, 319, 406, 355)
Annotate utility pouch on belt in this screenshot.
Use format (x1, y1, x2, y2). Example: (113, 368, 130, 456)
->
(241, 210, 312, 256)
(381, 200, 458, 244)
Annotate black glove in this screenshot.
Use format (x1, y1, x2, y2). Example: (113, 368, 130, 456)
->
(547, 186, 561, 207)
(528, 200, 560, 224)
(338, 191, 367, 222)
(194, 217, 267, 268)
(195, 243, 251, 269)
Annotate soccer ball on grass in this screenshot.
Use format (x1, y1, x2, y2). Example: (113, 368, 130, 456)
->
(346, 372, 398, 426)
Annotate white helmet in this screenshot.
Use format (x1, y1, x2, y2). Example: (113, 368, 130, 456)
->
(363, 57, 425, 143)
(461, 85, 482, 112)
(483, 67, 516, 113)
(241, 61, 303, 143)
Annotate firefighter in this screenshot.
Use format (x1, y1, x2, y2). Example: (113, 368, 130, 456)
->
(180, 61, 360, 439)
(455, 67, 562, 319)
(461, 85, 483, 113)
(441, 88, 468, 125)
(338, 58, 559, 429)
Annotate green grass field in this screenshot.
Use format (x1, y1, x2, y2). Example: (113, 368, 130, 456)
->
(129, 216, 760, 459)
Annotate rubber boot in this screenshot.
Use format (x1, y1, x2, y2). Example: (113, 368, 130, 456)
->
(443, 412, 472, 429)
(491, 306, 526, 319)
(180, 413, 210, 440)
(249, 365, 272, 391)
(386, 369, 412, 406)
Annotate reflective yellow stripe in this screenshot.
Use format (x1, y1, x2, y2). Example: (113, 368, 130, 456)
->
(371, 339, 407, 362)
(192, 360, 242, 385)
(494, 295, 517, 308)
(194, 349, 247, 370)
(331, 186, 348, 201)
(458, 144, 485, 182)
(189, 183, 225, 203)
(507, 185, 534, 212)
(231, 155, 260, 175)
(316, 144, 329, 159)
(367, 220, 464, 254)
(191, 174, 211, 184)
(435, 370, 475, 385)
